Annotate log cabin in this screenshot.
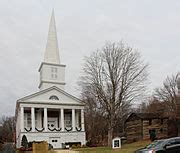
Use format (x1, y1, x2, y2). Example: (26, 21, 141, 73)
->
(125, 113, 168, 143)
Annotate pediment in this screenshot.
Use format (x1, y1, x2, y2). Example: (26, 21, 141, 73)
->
(17, 86, 84, 106)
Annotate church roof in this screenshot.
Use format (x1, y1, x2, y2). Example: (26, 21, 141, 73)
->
(17, 86, 84, 105)
(44, 10, 60, 64)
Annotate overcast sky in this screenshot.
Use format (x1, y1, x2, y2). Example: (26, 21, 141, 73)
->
(0, 0, 180, 117)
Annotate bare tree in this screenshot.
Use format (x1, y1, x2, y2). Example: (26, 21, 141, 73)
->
(154, 73, 180, 118)
(80, 42, 148, 146)
(0, 116, 15, 142)
(82, 95, 108, 146)
(138, 97, 165, 114)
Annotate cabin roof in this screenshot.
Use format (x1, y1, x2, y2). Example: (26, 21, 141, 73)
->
(125, 112, 168, 122)
(136, 113, 161, 119)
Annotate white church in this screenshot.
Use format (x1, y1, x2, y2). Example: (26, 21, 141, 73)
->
(15, 11, 86, 149)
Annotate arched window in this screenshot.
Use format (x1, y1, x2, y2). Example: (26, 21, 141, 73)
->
(49, 95, 59, 100)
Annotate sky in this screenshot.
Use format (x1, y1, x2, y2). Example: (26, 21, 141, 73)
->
(0, 0, 180, 117)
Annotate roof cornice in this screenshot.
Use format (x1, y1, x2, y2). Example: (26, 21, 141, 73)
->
(38, 62, 66, 72)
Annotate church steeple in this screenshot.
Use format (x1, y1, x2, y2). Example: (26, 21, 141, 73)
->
(44, 10, 60, 64)
(39, 10, 66, 91)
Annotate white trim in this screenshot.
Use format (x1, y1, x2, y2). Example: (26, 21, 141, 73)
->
(19, 101, 84, 107)
(19, 103, 84, 110)
(38, 81, 66, 89)
(38, 62, 66, 72)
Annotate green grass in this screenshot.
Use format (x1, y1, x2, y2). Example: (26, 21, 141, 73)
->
(74, 140, 151, 153)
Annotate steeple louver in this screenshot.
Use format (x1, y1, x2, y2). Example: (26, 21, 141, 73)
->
(44, 10, 60, 64)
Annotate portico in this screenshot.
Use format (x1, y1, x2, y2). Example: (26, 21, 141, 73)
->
(16, 86, 86, 148)
(20, 106, 85, 133)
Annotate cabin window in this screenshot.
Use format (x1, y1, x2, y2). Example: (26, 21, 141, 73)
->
(149, 119, 152, 125)
(49, 95, 59, 100)
(161, 119, 163, 125)
(160, 128, 163, 133)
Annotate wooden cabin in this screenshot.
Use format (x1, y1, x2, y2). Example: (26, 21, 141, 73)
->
(125, 113, 168, 143)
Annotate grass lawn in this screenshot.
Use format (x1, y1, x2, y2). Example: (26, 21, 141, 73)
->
(74, 140, 151, 153)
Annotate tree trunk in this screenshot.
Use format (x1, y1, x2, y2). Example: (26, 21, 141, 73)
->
(108, 128, 113, 147)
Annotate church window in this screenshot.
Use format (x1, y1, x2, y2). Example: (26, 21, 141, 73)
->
(49, 95, 59, 100)
(51, 67, 58, 79)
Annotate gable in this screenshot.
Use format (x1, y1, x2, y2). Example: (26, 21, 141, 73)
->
(17, 86, 84, 106)
(125, 113, 141, 123)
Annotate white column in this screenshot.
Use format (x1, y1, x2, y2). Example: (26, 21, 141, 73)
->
(61, 109, 64, 131)
(20, 107, 24, 132)
(81, 109, 85, 131)
(31, 107, 35, 132)
(75, 111, 79, 127)
(72, 109, 76, 131)
(44, 108, 48, 131)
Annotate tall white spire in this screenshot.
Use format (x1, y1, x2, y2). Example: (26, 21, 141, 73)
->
(44, 9, 60, 64)
(39, 10, 66, 91)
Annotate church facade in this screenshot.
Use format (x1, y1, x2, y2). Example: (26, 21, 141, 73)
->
(15, 11, 86, 148)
